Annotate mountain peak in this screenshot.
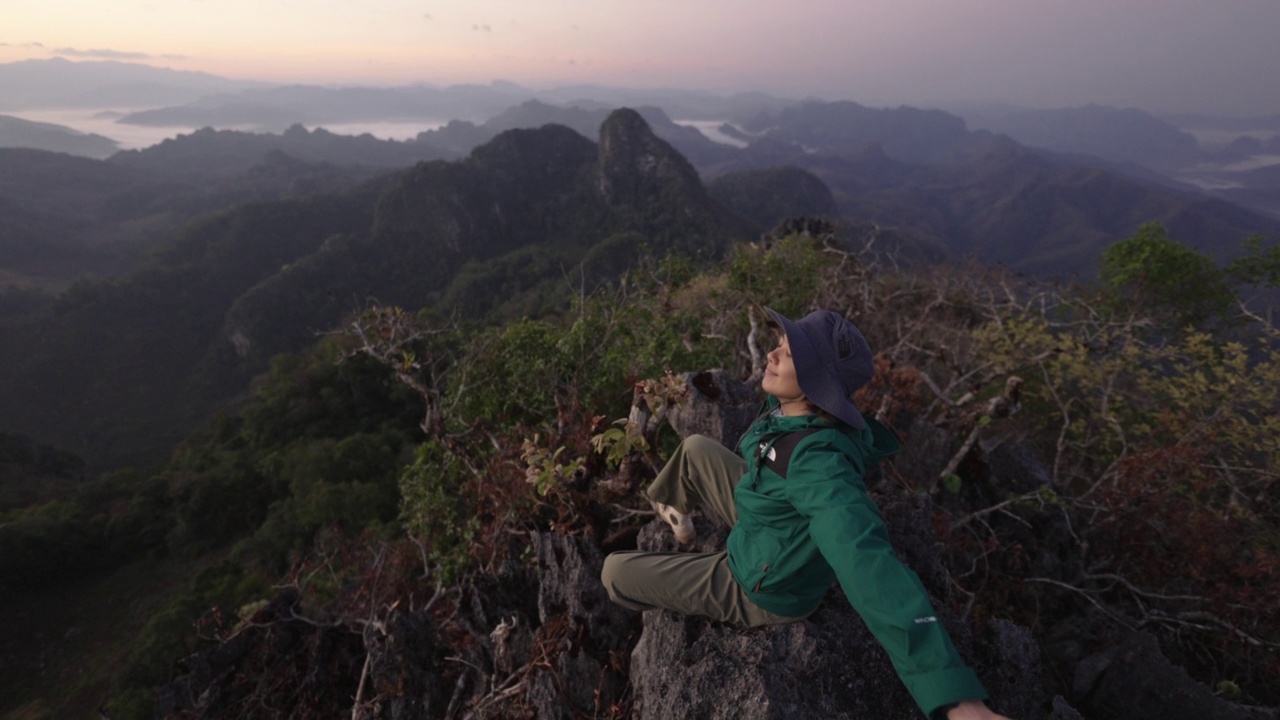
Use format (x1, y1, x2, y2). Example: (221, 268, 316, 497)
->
(596, 108, 705, 206)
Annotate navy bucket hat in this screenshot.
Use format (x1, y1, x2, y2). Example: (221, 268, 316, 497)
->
(765, 307, 875, 429)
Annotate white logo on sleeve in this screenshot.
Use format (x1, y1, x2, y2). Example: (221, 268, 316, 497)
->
(913, 616, 938, 624)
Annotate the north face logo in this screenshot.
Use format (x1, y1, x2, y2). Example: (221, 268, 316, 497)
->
(836, 330, 854, 359)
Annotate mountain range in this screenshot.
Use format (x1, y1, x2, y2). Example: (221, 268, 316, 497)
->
(0, 109, 762, 466)
(3, 59, 1280, 467)
(0, 57, 265, 110)
(5, 57, 1279, 222)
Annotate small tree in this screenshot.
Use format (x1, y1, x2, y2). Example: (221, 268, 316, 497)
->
(1099, 222, 1237, 330)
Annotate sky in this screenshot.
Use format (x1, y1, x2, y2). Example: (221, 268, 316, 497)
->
(3, 0, 1280, 116)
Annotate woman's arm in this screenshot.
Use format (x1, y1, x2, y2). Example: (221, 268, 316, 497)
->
(944, 699, 1013, 720)
(783, 437, 990, 716)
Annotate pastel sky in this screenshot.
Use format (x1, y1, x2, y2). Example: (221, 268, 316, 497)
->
(3, 0, 1279, 115)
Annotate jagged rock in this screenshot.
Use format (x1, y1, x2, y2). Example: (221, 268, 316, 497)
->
(986, 441, 1052, 491)
(362, 610, 446, 720)
(626, 513, 1058, 720)
(597, 108, 707, 208)
(525, 533, 636, 719)
(624, 378, 1079, 720)
(979, 620, 1059, 717)
(1048, 695, 1088, 719)
(153, 588, 365, 718)
(153, 590, 302, 717)
(627, 520, 915, 720)
(666, 369, 762, 447)
(1073, 631, 1279, 720)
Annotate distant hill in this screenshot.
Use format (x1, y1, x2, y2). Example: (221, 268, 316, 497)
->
(1162, 112, 1280, 136)
(1217, 163, 1280, 218)
(738, 100, 979, 164)
(694, 101, 1280, 275)
(0, 58, 265, 111)
(0, 129, 398, 287)
(110, 124, 449, 180)
(955, 104, 1203, 171)
(706, 166, 838, 230)
(118, 83, 546, 130)
(0, 114, 119, 158)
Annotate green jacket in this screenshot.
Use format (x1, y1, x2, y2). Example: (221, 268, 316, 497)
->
(726, 401, 988, 717)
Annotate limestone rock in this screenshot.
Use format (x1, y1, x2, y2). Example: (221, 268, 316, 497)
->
(525, 533, 636, 719)
(1073, 632, 1279, 720)
(666, 369, 762, 448)
(626, 517, 1057, 720)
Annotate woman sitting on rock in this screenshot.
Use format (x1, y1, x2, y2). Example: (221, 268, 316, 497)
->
(601, 307, 1012, 720)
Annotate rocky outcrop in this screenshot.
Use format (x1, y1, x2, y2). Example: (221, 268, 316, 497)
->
(666, 368, 762, 447)
(152, 368, 1280, 720)
(153, 589, 369, 718)
(362, 609, 447, 720)
(622, 474, 1057, 719)
(523, 532, 635, 719)
(597, 108, 708, 209)
(1071, 632, 1279, 720)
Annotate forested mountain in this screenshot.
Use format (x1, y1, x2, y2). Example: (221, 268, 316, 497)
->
(415, 99, 738, 167)
(7, 90, 1279, 285)
(171, 98, 1280, 278)
(0, 109, 758, 469)
(700, 101, 1280, 273)
(0, 129, 422, 287)
(6, 99, 1280, 467)
(109, 124, 451, 179)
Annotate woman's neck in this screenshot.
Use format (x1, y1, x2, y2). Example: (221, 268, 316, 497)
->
(776, 397, 813, 417)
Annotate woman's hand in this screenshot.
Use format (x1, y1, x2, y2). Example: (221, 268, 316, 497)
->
(946, 699, 1013, 720)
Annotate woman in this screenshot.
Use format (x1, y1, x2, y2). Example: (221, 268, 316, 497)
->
(601, 308, 1012, 720)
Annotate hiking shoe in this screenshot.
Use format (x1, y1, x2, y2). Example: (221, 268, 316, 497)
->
(650, 499, 696, 544)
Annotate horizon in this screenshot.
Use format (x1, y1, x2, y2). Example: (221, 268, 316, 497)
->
(4, 0, 1280, 117)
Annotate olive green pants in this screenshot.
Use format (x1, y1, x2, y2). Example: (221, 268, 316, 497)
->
(600, 435, 802, 627)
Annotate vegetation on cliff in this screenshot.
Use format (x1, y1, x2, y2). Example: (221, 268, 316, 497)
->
(6, 221, 1279, 718)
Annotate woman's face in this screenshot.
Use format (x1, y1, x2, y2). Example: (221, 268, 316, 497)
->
(763, 333, 805, 405)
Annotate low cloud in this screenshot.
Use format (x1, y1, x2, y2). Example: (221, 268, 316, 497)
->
(54, 47, 155, 60)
